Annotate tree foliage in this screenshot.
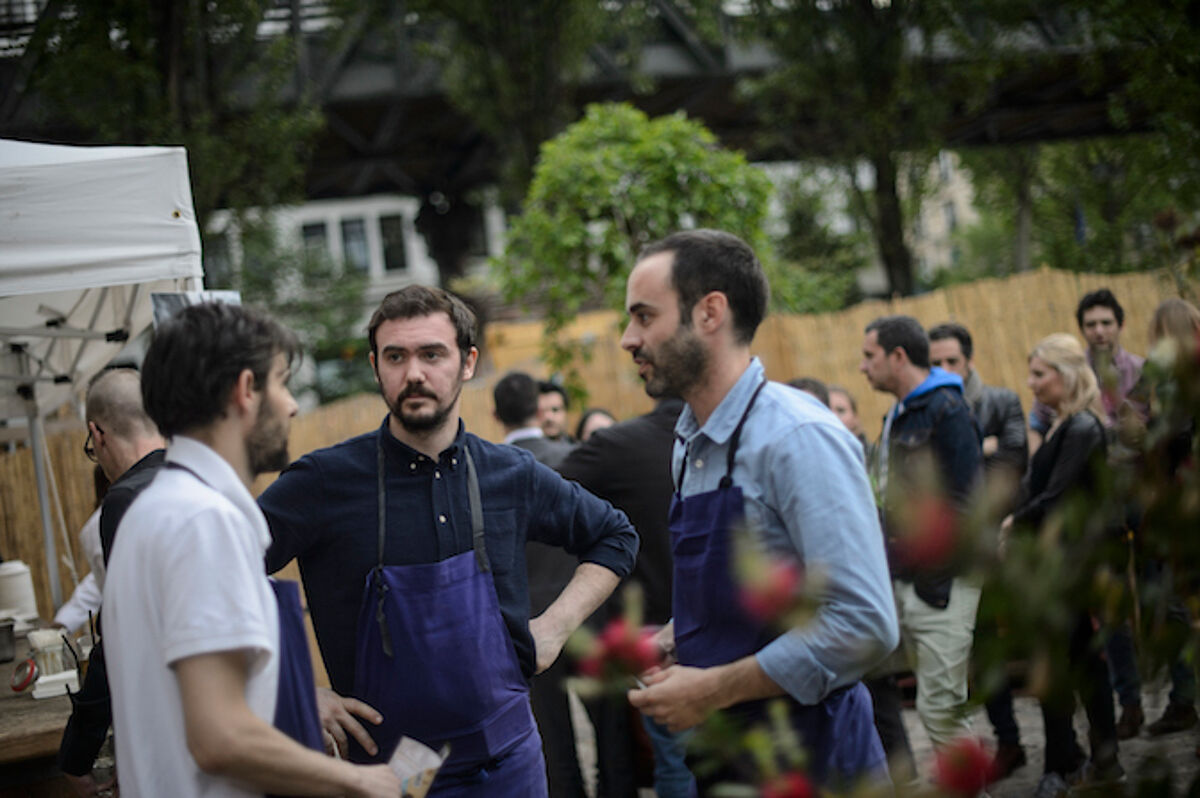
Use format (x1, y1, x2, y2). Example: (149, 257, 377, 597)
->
(496, 102, 772, 393)
(740, 0, 970, 297)
(402, 0, 655, 209)
(234, 219, 371, 404)
(33, 0, 324, 234)
(957, 135, 1196, 279)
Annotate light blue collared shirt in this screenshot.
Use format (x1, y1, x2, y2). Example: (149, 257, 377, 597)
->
(673, 358, 899, 704)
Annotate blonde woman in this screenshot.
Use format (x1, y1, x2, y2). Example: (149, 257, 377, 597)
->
(1001, 333, 1120, 796)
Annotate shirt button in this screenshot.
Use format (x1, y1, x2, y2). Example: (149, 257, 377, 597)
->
(438, 514, 447, 524)
(451, 457, 458, 466)
(409, 462, 417, 471)
(695, 458, 704, 469)
(435, 470, 441, 479)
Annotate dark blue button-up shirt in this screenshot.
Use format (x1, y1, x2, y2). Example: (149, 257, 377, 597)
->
(261, 418, 638, 694)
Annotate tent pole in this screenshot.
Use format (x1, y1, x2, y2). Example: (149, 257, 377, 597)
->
(27, 406, 63, 609)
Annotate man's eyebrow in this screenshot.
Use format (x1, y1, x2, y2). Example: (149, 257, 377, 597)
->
(628, 301, 652, 315)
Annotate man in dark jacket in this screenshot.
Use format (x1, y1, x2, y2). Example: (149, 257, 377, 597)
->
(929, 321, 1028, 780)
(860, 315, 983, 779)
(558, 398, 695, 798)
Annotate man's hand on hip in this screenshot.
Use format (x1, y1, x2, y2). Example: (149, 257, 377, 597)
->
(316, 688, 383, 758)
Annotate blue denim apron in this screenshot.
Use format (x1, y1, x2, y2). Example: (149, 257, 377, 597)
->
(669, 382, 885, 786)
(163, 464, 323, 754)
(348, 435, 546, 797)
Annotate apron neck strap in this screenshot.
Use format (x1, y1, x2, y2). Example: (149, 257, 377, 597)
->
(721, 380, 768, 488)
(463, 446, 489, 572)
(375, 430, 488, 573)
(676, 378, 768, 492)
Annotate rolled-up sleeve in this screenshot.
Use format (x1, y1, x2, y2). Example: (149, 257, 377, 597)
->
(526, 460, 640, 579)
(754, 423, 899, 704)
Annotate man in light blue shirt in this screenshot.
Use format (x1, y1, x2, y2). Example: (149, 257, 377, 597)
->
(624, 229, 898, 788)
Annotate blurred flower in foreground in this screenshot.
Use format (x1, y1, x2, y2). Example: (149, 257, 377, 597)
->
(932, 737, 992, 797)
(761, 770, 814, 798)
(891, 493, 958, 570)
(575, 615, 660, 678)
(732, 522, 821, 629)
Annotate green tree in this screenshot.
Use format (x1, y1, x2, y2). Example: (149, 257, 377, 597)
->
(497, 102, 772, 393)
(234, 219, 371, 404)
(772, 170, 869, 312)
(741, 0, 967, 297)
(957, 135, 1190, 277)
(402, 0, 654, 210)
(32, 0, 324, 234)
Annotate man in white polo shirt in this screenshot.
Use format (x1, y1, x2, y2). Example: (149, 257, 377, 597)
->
(103, 302, 398, 798)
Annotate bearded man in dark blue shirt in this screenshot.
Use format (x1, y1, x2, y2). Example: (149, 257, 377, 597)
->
(260, 286, 638, 797)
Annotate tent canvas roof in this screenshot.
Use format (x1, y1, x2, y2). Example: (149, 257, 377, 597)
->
(0, 138, 203, 423)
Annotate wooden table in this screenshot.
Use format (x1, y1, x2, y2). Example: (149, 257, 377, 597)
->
(0, 680, 72, 764)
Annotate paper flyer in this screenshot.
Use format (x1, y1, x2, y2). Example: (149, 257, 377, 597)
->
(387, 737, 450, 798)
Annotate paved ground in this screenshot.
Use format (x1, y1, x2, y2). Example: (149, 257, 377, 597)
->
(574, 684, 1200, 796)
(903, 685, 1200, 796)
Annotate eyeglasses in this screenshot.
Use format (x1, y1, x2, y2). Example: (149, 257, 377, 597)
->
(83, 424, 102, 463)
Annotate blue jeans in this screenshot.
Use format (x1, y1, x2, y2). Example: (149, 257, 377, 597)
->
(640, 715, 697, 798)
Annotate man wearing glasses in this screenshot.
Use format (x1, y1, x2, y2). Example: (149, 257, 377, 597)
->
(59, 368, 165, 795)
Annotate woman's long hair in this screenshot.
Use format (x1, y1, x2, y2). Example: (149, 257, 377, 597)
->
(1150, 297, 1200, 354)
(1029, 333, 1105, 420)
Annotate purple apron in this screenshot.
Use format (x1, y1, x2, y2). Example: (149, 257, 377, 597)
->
(163, 464, 324, 757)
(348, 436, 546, 797)
(669, 381, 886, 787)
(270, 578, 324, 752)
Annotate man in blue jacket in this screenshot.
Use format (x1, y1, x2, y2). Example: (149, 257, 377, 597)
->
(860, 315, 983, 779)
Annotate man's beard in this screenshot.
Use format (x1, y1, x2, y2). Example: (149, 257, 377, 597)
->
(247, 400, 291, 475)
(385, 378, 464, 433)
(639, 325, 708, 399)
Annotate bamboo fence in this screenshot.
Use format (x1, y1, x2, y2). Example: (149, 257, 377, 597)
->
(2, 266, 1193, 629)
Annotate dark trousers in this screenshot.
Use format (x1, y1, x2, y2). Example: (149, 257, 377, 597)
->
(1040, 612, 1118, 776)
(865, 674, 916, 783)
(528, 656, 640, 798)
(985, 681, 1021, 746)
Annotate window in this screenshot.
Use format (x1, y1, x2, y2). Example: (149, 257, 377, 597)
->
(379, 214, 408, 272)
(301, 221, 328, 253)
(202, 232, 234, 289)
(341, 218, 369, 273)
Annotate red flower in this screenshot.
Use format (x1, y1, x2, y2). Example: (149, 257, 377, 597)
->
(577, 617, 661, 679)
(761, 771, 813, 798)
(894, 494, 957, 569)
(933, 737, 992, 797)
(739, 560, 803, 622)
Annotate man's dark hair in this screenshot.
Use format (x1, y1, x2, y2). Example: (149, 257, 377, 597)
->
(865, 315, 930, 369)
(368, 285, 477, 362)
(1075, 288, 1125, 328)
(638, 229, 769, 345)
(141, 303, 298, 438)
(787, 377, 830, 407)
(927, 322, 973, 361)
(494, 371, 539, 428)
(538, 380, 569, 410)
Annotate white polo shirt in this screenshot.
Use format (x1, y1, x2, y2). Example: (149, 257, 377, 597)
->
(103, 436, 280, 798)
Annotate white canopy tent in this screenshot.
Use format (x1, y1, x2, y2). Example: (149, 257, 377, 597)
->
(0, 138, 204, 606)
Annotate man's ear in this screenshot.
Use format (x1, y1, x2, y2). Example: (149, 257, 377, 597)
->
(368, 351, 380, 385)
(229, 368, 258, 418)
(461, 347, 479, 381)
(693, 291, 728, 333)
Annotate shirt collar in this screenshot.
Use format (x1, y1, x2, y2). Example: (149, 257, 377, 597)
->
(503, 426, 544, 445)
(675, 357, 765, 446)
(165, 435, 270, 551)
(379, 415, 467, 470)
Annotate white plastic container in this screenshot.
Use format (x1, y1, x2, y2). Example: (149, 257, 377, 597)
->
(0, 560, 38, 621)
